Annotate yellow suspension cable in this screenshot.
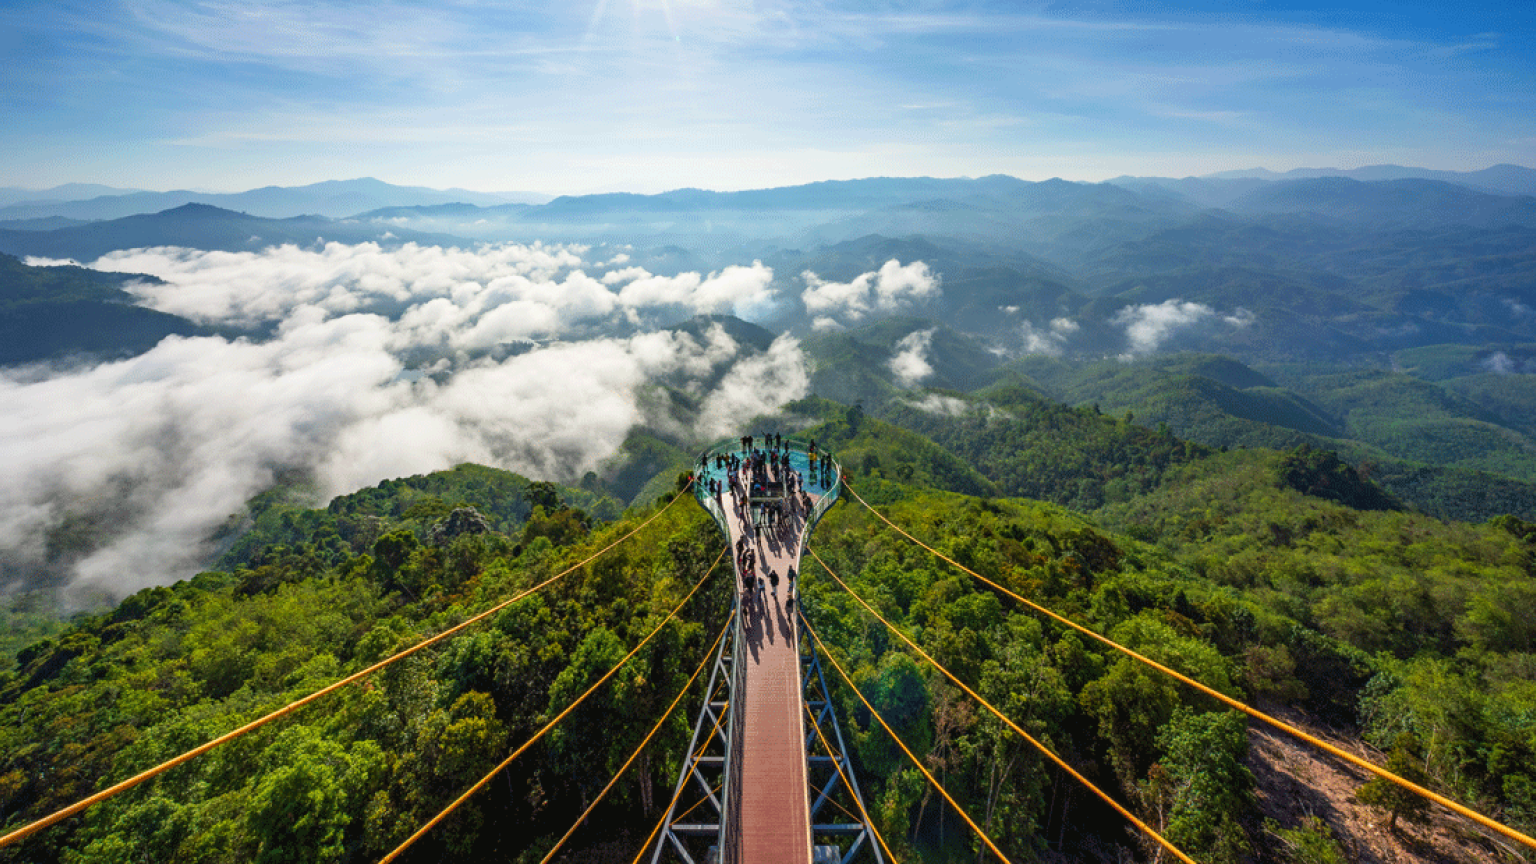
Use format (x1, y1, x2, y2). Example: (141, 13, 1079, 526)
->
(803, 618, 1015, 864)
(673, 779, 723, 824)
(842, 480, 1536, 852)
(540, 617, 730, 864)
(822, 794, 861, 826)
(662, 698, 733, 825)
(380, 543, 722, 863)
(0, 482, 695, 851)
(807, 546, 1194, 864)
(632, 782, 703, 864)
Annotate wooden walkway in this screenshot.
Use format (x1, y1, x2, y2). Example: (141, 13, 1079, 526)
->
(705, 455, 818, 864)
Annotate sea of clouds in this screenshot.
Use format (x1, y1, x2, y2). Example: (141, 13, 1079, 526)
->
(2, 237, 1247, 600)
(3, 241, 820, 600)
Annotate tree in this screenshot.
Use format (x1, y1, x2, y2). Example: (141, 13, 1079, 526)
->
(1266, 816, 1348, 864)
(1278, 444, 1399, 511)
(1145, 709, 1253, 864)
(371, 529, 419, 574)
(1356, 732, 1429, 830)
(546, 626, 632, 802)
(526, 480, 561, 513)
(851, 653, 933, 779)
(249, 726, 385, 864)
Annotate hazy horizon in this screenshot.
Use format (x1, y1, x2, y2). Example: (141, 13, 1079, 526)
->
(5, 160, 1536, 201)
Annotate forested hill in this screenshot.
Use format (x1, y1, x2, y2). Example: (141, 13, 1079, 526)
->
(3, 400, 1535, 863)
(0, 253, 206, 365)
(794, 316, 1536, 524)
(0, 204, 461, 262)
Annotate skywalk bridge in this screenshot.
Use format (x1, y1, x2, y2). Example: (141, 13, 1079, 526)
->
(649, 437, 879, 864)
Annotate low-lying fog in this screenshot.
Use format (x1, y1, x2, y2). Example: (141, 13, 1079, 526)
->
(3, 240, 917, 602)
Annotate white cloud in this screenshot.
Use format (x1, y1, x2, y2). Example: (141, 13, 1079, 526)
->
(697, 336, 810, 439)
(1111, 299, 1252, 356)
(0, 314, 405, 598)
(78, 242, 782, 350)
(601, 265, 652, 285)
(801, 259, 939, 325)
(1222, 309, 1257, 328)
(90, 241, 588, 327)
(613, 262, 776, 318)
(889, 328, 936, 387)
(802, 271, 874, 318)
(872, 259, 939, 304)
(452, 270, 617, 349)
(1483, 351, 1516, 375)
(1020, 316, 1079, 356)
(906, 393, 971, 416)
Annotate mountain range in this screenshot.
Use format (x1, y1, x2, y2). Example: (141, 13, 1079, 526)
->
(0, 183, 145, 208)
(5, 173, 1536, 366)
(6, 164, 1533, 225)
(0, 203, 464, 262)
(1205, 162, 1536, 191)
(0, 177, 552, 222)
(1110, 163, 1536, 207)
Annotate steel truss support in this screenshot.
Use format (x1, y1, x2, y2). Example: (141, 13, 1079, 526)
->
(651, 601, 739, 864)
(801, 613, 885, 864)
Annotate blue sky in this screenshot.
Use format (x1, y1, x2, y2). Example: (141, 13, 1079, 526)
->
(2, 0, 1533, 194)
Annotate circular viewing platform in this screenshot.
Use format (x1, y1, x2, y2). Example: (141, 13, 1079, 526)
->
(693, 435, 841, 543)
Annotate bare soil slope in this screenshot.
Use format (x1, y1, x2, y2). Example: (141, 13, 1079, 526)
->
(1248, 707, 1521, 863)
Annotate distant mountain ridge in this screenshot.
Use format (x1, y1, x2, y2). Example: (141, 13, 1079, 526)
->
(0, 184, 146, 208)
(1225, 177, 1536, 229)
(353, 174, 1200, 269)
(0, 178, 554, 222)
(1110, 163, 1536, 206)
(1205, 162, 1536, 193)
(0, 202, 467, 262)
(16, 164, 1532, 227)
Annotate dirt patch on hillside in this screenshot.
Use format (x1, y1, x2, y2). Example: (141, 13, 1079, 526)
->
(1247, 705, 1524, 863)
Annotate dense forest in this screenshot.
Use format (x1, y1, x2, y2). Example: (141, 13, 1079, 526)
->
(4, 400, 1535, 863)
(1, 473, 725, 863)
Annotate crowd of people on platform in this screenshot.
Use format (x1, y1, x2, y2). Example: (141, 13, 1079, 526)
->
(707, 433, 836, 496)
(706, 431, 842, 621)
